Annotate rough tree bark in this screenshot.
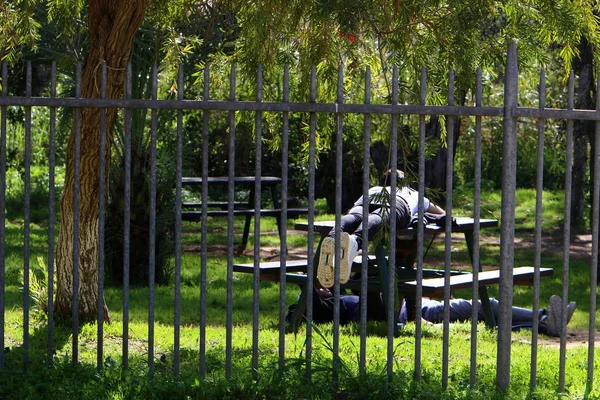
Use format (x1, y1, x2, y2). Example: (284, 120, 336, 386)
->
(55, 0, 147, 322)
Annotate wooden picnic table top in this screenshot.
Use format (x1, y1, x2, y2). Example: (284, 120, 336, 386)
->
(294, 217, 498, 236)
(182, 176, 283, 186)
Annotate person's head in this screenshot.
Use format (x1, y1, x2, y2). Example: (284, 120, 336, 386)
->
(378, 169, 405, 187)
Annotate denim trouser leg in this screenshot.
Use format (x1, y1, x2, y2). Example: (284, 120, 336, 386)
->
(329, 197, 412, 249)
(352, 212, 384, 248)
(487, 298, 535, 325)
(422, 298, 537, 326)
(352, 198, 411, 248)
(327, 206, 364, 238)
(328, 205, 384, 249)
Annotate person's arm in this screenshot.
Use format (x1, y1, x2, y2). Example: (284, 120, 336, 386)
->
(426, 201, 445, 216)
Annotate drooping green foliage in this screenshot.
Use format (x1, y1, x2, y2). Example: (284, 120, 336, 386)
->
(224, 1, 599, 98)
(0, 1, 42, 63)
(5, 1, 599, 100)
(2, 0, 599, 211)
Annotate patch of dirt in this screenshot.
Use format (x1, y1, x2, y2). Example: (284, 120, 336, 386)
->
(506, 230, 593, 260)
(522, 329, 600, 349)
(182, 232, 309, 261)
(184, 228, 595, 262)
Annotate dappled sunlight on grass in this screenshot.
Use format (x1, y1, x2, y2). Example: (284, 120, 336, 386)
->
(2, 189, 599, 397)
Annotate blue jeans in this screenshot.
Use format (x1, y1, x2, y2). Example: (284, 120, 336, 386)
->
(328, 198, 412, 248)
(419, 298, 542, 325)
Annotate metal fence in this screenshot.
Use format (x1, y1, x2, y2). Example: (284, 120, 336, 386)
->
(0, 41, 599, 394)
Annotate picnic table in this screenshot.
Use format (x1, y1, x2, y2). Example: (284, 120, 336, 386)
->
(293, 218, 502, 329)
(181, 176, 308, 252)
(233, 217, 553, 334)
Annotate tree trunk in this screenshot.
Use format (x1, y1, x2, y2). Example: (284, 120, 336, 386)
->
(55, 0, 147, 322)
(425, 91, 465, 197)
(571, 37, 594, 228)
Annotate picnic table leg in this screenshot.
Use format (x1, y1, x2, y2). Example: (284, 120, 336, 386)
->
(464, 231, 496, 329)
(376, 244, 402, 337)
(288, 239, 322, 333)
(269, 186, 284, 242)
(289, 284, 308, 333)
(239, 215, 252, 252)
(237, 187, 256, 253)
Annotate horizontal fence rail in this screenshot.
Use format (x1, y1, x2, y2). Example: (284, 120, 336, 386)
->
(0, 95, 598, 121)
(0, 42, 599, 396)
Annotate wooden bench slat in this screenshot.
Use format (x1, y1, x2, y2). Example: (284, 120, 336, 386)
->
(282, 267, 552, 297)
(233, 254, 379, 278)
(233, 259, 309, 274)
(283, 273, 387, 292)
(404, 266, 553, 297)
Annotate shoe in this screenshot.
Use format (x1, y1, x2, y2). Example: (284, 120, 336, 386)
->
(317, 237, 335, 288)
(340, 234, 358, 284)
(543, 295, 563, 337)
(316, 232, 357, 287)
(566, 301, 577, 324)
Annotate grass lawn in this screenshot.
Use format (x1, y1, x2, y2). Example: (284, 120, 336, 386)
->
(1, 189, 599, 399)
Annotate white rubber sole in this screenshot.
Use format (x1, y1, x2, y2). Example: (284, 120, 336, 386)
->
(316, 232, 351, 287)
(338, 232, 351, 284)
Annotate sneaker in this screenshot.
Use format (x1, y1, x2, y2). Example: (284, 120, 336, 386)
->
(541, 298, 577, 337)
(316, 232, 356, 287)
(317, 237, 335, 288)
(543, 295, 563, 337)
(340, 234, 358, 284)
(566, 301, 577, 325)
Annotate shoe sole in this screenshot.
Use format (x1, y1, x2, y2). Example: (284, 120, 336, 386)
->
(317, 237, 335, 288)
(338, 232, 351, 284)
(316, 233, 351, 287)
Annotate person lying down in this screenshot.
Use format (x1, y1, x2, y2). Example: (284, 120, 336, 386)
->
(316, 169, 445, 288)
(287, 288, 576, 337)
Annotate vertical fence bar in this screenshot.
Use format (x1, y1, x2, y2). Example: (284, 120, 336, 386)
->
(199, 64, 210, 377)
(47, 61, 57, 362)
(72, 61, 82, 365)
(441, 68, 455, 389)
(3, 58, 600, 392)
(278, 65, 289, 371)
(23, 62, 32, 369)
(252, 64, 263, 376)
(96, 62, 107, 369)
(558, 71, 575, 392)
(497, 40, 518, 390)
(530, 69, 546, 392)
(122, 62, 132, 371)
(0, 61, 5, 369)
(332, 64, 344, 386)
(414, 67, 427, 381)
(148, 62, 158, 378)
(587, 76, 600, 395)
(173, 63, 184, 376)
(359, 66, 371, 374)
(305, 65, 317, 381)
(225, 64, 237, 379)
(386, 65, 399, 387)
(469, 68, 483, 387)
